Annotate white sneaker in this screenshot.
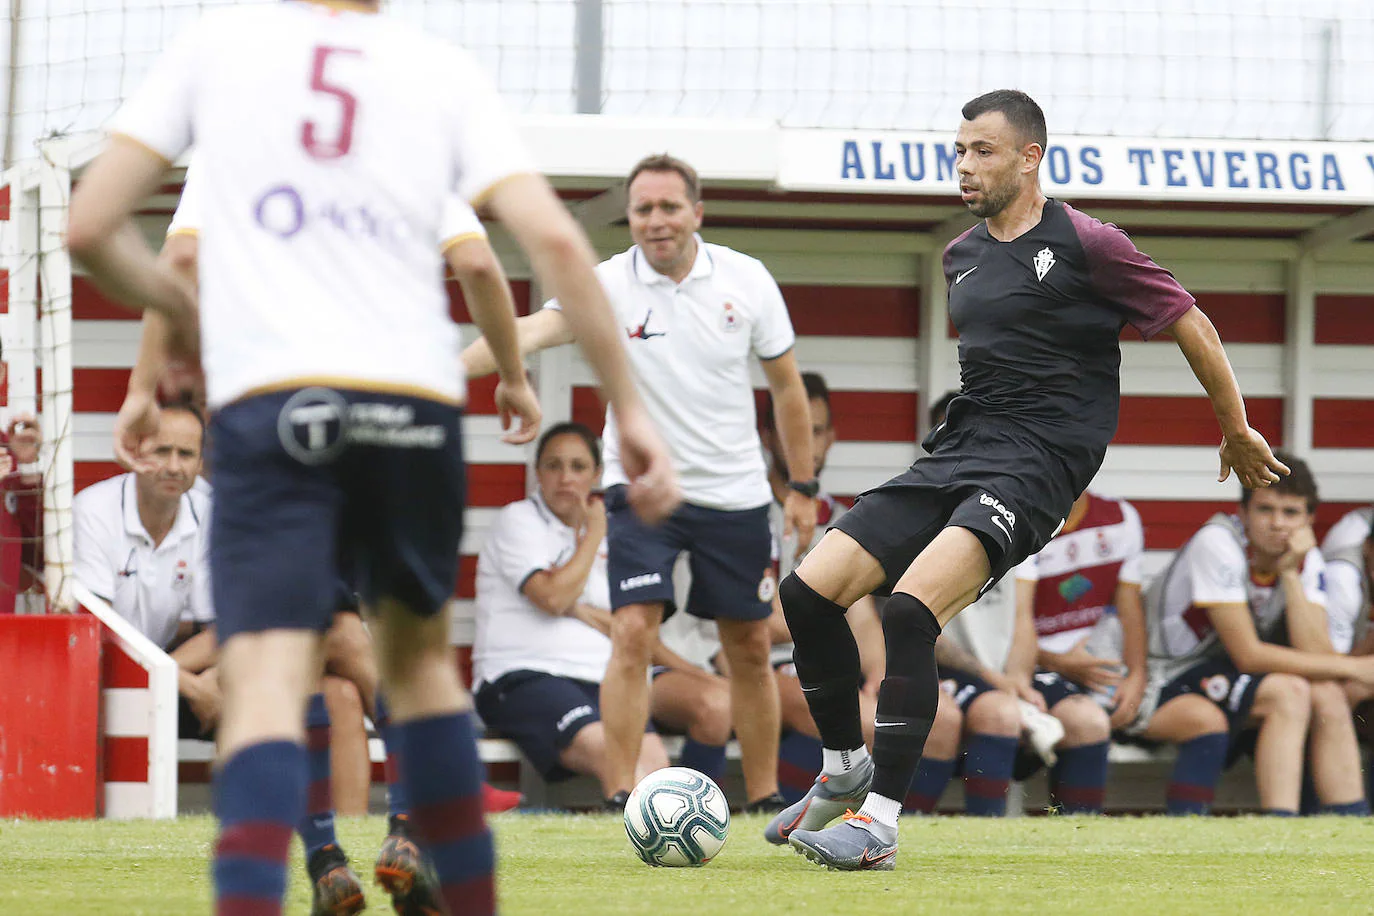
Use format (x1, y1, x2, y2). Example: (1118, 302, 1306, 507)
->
(1019, 699, 1064, 766)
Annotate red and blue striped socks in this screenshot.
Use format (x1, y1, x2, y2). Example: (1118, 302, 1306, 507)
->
(1050, 740, 1109, 814)
(213, 740, 305, 915)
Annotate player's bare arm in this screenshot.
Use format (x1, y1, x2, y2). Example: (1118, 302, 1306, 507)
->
(1275, 528, 1335, 655)
(1110, 580, 1149, 729)
(1209, 601, 1374, 683)
(446, 236, 541, 444)
(66, 136, 198, 355)
(760, 350, 818, 555)
(484, 172, 679, 523)
(1164, 305, 1289, 488)
(461, 307, 574, 379)
(1004, 581, 1050, 709)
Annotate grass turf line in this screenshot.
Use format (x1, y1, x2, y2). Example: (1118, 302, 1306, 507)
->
(0, 813, 1370, 914)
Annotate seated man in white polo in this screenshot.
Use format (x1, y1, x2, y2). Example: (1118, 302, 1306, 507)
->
(474, 422, 675, 807)
(73, 399, 219, 736)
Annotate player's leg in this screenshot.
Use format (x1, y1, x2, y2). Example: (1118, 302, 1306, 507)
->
(717, 617, 783, 807)
(321, 678, 370, 816)
(601, 484, 686, 805)
(208, 393, 343, 916)
(301, 683, 367, 916)
(1140, 694, 1230, 815)
(599, 602, 666, 803)
(1306, 680, 1369, 814)
(1248, 673, 1311, 815)
(1043, 686, 1110, 815)
(961, 686, 1021, 817)
(764, 530, 887, 845)
(650, 668, 731, 786)
(904, 688, 962, 814)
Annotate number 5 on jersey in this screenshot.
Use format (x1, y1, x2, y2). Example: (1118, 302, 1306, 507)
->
(302, 45, 361, 160)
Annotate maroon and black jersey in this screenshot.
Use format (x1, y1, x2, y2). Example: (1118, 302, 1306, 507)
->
(941, 199, 1195, 494)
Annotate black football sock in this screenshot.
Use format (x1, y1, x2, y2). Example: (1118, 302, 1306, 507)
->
(869, 591, 942, 803)
(779, 572, 865, 755)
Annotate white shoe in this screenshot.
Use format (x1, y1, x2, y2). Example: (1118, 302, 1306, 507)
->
(1019, 699, 1064, 766)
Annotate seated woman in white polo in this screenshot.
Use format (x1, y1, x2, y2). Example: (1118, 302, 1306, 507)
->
(473, 422, 672, 807)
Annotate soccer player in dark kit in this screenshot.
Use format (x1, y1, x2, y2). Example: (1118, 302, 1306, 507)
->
(768, 90, 1288, 870)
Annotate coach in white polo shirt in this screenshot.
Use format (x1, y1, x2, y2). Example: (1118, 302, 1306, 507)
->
(465, 153, 818, 809)
(73, 400, 220, 734)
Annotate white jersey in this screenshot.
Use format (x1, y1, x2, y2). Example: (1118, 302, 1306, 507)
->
(472, 494, 612, 687)
(1145, 513, 1328, 664)
(1321, 507, 1372, 654)
(72, 473, 213, 650)
(167, 152, 489, 253)
(548, 239, 796, 511)
(110, 3, 534, 409)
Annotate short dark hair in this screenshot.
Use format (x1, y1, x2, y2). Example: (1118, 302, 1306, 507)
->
(161, 396, 207, 445)
(1240, 449, 1319, 514)
(535, 421, 601, 467)
(627, 153, 702, 203)
(763, 372, 831, 432)
(961, 89, 1048, 151)
(928, 390, 958, 429)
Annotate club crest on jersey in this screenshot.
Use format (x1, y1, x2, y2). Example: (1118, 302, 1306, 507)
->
(757, 570, 777, 603)
(1033, 247, 1056, 281)
(173, 560, 190, 589)
(1202, 675, 1231, 704)
(721, 301, 741, 333)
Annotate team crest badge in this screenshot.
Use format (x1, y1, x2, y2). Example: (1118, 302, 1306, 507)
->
(1033, 247, 1056, 281)
(173, 560, 189, 588)
(721, 302, 741, 333)
(1202, 675, 1230, 703)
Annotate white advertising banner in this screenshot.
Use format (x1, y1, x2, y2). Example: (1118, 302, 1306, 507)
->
(779, 130, 1374, 205)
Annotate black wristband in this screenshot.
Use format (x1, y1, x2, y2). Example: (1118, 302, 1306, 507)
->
(786, 478, 820, 498)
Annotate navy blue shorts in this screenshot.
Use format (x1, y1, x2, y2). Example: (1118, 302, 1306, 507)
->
(1159, 656, 1265, 737)
(474, 670, 602, 781)
(209, 388, 465, 641)
(604, 485, 772, 622)
(1032, 670, 1089, 709)
(938, 667, 1000, 711)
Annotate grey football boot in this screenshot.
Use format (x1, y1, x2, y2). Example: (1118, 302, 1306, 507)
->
(762, 756, 873, 845)
(788, 811, 898, 871)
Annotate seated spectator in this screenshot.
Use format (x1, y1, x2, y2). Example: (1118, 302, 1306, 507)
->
(473, 422, 672, 808)
(1004, 489, 1146, 815)
(1323, 506, 1373, 660)
(72, 400, 220, 736)
(1124, 452, 1374, 815)
(1, 343, 46, 614)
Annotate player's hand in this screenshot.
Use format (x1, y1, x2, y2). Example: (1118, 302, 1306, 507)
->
(494, 375, 541, 445)
(1051, 641, 1125, 693)
(1109, 669, 1147, 731)
(1218, 427, 1288, 488)
(113, 391, 162, 472)
(1015, 681, 1048, 712)
(616, 406, 681, 525)
(6, 414, 42, 466)
(1276, 525, 1317, 574)
(783, 490, 818, 561)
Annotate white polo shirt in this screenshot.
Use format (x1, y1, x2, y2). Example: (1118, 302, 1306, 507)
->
(1321, 507, 1372, 654)
(548, 238, 796, 511)
(472, 493, 612, 688)
(73, 473, 213, 650)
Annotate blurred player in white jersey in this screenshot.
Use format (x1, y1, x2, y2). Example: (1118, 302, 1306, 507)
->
(111, 161, 528, 915)
(67, 2, 677, 913)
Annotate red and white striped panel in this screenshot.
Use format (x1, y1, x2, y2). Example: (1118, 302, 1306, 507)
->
(75, 584, 179, 819)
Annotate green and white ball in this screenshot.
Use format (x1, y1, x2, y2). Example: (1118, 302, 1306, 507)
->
(623, 767, 730, 867)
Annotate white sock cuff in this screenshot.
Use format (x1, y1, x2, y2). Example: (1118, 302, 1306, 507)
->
(859, 792, 902, 829)
(822, 745, 871, 774)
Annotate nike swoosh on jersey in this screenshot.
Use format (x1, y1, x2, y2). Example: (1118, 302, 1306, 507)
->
(955, 266, 978, 284)
(991, 516, 1011, 540)
(873, 721, 902, 728)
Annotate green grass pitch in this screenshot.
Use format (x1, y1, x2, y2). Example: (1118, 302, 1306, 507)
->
(1, 813, 1371, 914)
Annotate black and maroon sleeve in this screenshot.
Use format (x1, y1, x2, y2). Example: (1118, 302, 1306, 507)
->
(1065, 203, 1195, 340)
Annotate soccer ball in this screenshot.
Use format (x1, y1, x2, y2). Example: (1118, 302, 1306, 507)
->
(623, 767, 730, 867)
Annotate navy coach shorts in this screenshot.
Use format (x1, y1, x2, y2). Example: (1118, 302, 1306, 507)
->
(835, 419, 1077, 595)
(604, 485, 772, 622)
(209, 387, 465, 641)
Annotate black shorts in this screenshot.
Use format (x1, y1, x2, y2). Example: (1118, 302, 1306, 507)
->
(938, 667, 1001, 711)
(209, 388, 465, 640)
(834, 420, 1076, 595)
(1159, 656, 1265, 737)
(605, 485, 773, 622)
(1032, 670, 1089, 708)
